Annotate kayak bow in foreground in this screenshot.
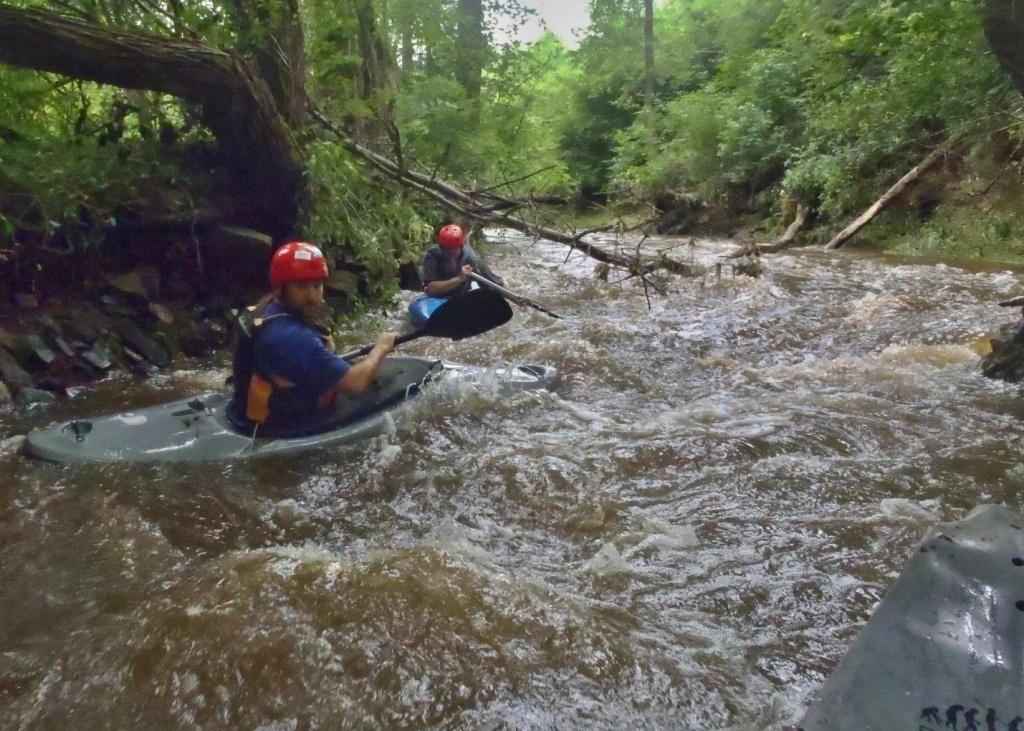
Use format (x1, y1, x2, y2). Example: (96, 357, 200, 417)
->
(24, 356, 558, 463)
(801, 504, 1024, 730)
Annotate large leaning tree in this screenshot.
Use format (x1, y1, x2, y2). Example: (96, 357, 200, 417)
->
(0, 2, 306, 243)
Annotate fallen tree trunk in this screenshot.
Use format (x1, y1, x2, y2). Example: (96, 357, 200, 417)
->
(0, 4, 304, 241)
(824, 145, 950, 250)
(726, 203, 808, 258)
(310, 106, 704, 280)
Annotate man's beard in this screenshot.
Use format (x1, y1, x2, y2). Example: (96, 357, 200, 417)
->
(281, 298, 321, 321)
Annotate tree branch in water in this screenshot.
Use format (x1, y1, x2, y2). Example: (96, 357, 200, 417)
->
(824, 143, 955, 250)
(309, 104, 704, 281)
(725, 204, 808, 258)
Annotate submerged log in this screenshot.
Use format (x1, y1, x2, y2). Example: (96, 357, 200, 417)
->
(824, 146, 951, 250)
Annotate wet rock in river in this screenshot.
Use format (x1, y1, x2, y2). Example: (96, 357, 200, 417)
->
(36, 314, 61, 334)
(59, 304, 108, 343)
(175, 311, 231, 358)
(733, 254, 765, 278)
(0, 434, 25, 456)
(148, 302, 174, 325)
(107, 265, 161, 299)
(99, 293, 136, 318)
(584, 542, 633, 577)
(0, 327, 31, 363)
(52, 336, 76, 358)
(0, 381, 11, 406)
(271, 499, 314, 533)
(178, 323, 215, 357)
(79, 345, 112, 371)
(0, 326, 18, 353)
(982, 320, 1024, 383)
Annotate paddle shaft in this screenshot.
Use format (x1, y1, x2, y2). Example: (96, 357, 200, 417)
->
(339, 330, 424, 361)
(466, 272, 562, 319)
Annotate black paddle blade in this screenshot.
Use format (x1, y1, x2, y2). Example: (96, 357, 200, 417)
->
(423, 287, 513, 340)
(341, 288, 514, 360)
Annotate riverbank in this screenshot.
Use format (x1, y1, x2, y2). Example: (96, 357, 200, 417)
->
(0, 285, 233, 409)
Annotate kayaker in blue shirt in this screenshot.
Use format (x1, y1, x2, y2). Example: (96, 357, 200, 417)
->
(229, 241, 396, 436)
(422, 223, 505, 298)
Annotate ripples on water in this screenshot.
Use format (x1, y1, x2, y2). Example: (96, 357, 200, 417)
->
(3, 232, 1024, 728)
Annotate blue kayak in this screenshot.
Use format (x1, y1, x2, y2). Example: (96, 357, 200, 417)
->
(408, 296, 448, 328)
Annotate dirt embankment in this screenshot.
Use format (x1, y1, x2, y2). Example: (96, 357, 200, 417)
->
(653, 130, 1024, 262)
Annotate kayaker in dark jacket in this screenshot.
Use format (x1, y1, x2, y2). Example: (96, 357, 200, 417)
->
(229, 241, 396, 436)
(422, 223, 504, 298)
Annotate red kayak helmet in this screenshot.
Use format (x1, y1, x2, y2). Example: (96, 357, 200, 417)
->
(269, 242, 329, 286)
(437, 224, 466, 249)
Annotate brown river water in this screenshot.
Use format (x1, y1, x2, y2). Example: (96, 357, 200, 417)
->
(2, 231, 1024, 729)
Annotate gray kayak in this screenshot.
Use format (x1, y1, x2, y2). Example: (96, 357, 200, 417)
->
(800, 504, 1024, 730)
(24, 356, 558, 463)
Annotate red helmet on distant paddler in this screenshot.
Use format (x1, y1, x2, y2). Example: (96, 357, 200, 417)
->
(437, 224, 466, 249)
(270, 242, 329, 286)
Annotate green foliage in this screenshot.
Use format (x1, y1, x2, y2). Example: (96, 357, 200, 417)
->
(781, 0, 1010, 219)
(304, 140, 432, 300)
(16, 0, 231, 43)
(609, 0, 1013, 226)
(0, 0, 254, 263)
(555, 2, 647, 198)
(614, 43, 803, 201)
(304, 0, 386, 119)
(392, 32, 574, 194)
(0, 64, 195, 255)
(470, 33, 577, 194)
(3, 0, 1021, 292)
(1, 135, 180, 238)
(561, 0, 792, 200)
(887, 205, 1024, 264)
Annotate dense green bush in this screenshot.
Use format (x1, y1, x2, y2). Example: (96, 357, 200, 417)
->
(304, 140, 433, 300)
(0, 66, 195, 255)
(609, 0, 1013, 224)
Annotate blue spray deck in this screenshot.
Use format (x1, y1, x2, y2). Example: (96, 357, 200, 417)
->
(407, 296, 448, 328)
